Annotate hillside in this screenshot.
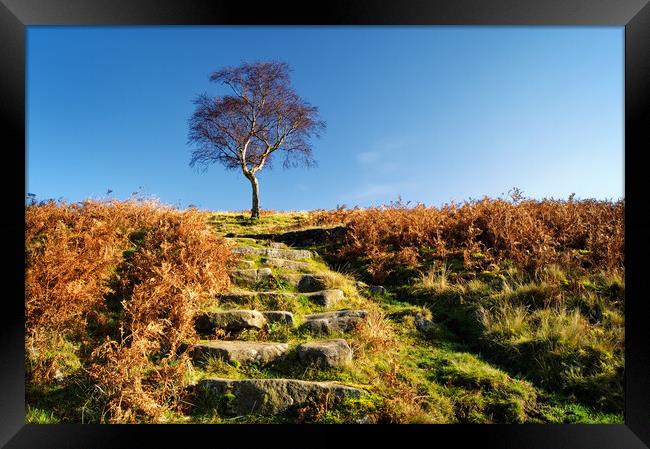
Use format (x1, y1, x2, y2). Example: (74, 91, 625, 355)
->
(25, 198, 624, 424)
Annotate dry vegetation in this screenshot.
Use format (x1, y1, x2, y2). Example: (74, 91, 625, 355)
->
(309, 193, 623, 284)
(26, 199, 232, 423)
(25, 193, 624, 424)
(306, 193, 624, 415)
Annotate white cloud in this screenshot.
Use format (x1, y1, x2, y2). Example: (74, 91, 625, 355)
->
(357, 151, 380, 165)
(356, 138, 408, 172)
(348, 138, 413, 204)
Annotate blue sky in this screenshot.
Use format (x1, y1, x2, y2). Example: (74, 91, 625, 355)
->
(27, 26, 624, 211)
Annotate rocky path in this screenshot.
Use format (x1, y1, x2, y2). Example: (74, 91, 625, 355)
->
(189, 238, 376, 419)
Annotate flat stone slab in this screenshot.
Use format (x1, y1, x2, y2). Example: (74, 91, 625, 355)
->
(303, 289, 344, 307)
(198, 378, 366, 415)
(219, 291, 258, 302)
(231, 246, 313, 261)
(262, 311, 295, 326)
(230, 246, 265, 258)
(195, 310, 267, 333)
(297, 339, 352, 369)
(219, 291, 295, 303)
(192, 341, 289, 366)
(278, 273, 328, 292)
(232, 259, 256, 269)
(265, 247, 313, 260)
(229, 268, 273, 287)
(301, 310, 368, 335)
(260, 257, 311, 272)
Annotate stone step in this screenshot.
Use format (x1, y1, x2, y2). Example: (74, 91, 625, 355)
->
(229, 268, 274, 287)
(220, 291, 293, 302)
(260, 257, 311, 272)
(302, 289, 344, 307)
(219, 289, 343, 308)
(191, 341, 289, 366)
(232, 259, 256, 269)
(297, 339, 352, 369)
(218, 291, 295, 306)
(277, 273, 329, 292)
(197, 378, 366, 416)
(262, 311, 295, 326)
(195, 310, 267, 333)
(300, 310, 368, 335)
(231, 246, 313, 261)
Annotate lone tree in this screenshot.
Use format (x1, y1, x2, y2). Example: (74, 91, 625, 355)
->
(188, 61, 325, 219)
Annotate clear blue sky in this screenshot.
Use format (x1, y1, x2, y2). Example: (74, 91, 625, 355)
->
(27, 26, 624, 211)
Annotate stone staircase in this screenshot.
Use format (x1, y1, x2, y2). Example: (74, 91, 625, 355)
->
(189, 239, 371, 419)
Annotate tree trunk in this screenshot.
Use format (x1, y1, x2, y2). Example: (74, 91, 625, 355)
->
(249, 175, 260, 219)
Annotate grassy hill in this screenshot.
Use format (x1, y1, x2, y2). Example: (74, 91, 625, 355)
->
(25, 198, 624, 424)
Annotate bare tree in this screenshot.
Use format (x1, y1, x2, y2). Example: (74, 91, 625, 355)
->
(188, 61, 325, 219)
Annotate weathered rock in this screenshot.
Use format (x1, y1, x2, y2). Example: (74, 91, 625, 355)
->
(228, 268, 257, 284)
(219, 291, 295, 303)
(279, 273, 328, 292)
(219, 291, 258, 302)
(297, 339, 352, 369)
(265, 247, 313, 260)
(192, 341, 289, 366)
(298, 274, 329, 291)
(268, 241, 287, 249)
(415, 314, 437, 333)
(230, 246, 266, 258)
(232, 259, 256, 269)
(262, 311, 294, 326)
(231, 246, 313, 260)
(229, 268, 273, 287)
(256, 291, 295, 301)
(198, 378, 366, 415)
(301, 310, 368, 335)
(260, 257, 311, 272)
(369, 286, 386, 295)
(303, 289, 344, 307)
(195, 310, 267, 333)
(277, 273, 303, 287)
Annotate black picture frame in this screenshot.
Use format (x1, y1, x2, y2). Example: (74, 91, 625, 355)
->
(2, 1, 648, 447)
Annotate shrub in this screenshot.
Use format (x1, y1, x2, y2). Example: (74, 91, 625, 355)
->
(25, 199, 231, 422)
(309, 196, 623, 284)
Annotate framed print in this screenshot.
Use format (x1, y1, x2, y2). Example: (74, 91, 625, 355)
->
(2, 0, 649, 447)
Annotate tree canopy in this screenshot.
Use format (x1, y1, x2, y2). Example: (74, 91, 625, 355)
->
(188, 61, 325, 177)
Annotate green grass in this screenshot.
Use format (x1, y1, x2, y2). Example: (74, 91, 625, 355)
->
(395, 262, 624, 414)
(25, 373, 105, 424)
(532, 399, 623, 424)
(26, 406, 61, 424)
(416, 348, 538, 423)
(207, 211, 309, 237)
